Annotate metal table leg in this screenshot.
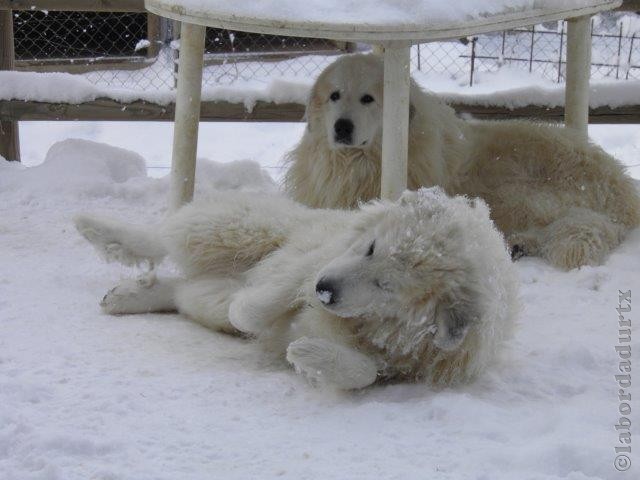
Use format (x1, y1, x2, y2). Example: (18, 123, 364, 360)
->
(565, 15, 592, 142)
(170, 22, 206, 210)
(381, 43, 411, 201)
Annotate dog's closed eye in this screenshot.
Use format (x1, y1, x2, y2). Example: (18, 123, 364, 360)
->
(366, 240, 375, 257)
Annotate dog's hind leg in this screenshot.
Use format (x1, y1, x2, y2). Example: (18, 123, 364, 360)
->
(75, 214, 167, 268)
(286, 337, 378, 390)
(540, 208, 625, 269)
(101, 277, 178, 315)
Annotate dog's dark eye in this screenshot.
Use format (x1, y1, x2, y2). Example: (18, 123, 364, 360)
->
(329, 91, 340, 102)
(360, 94, 374, 104)
(366, 240, 375, 257)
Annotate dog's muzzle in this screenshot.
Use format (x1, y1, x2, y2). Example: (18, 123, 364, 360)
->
(334, 118, 354, 145)
(316, 277, 339, 305)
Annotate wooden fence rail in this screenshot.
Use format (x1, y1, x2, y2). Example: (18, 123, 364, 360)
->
(2, 98, 639, 124)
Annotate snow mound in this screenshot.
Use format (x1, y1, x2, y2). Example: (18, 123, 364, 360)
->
(196, 158, 277, 193)
(0, 139, 277, 208)
(45, 139, 147, 183)
(0, 139, 148, 203)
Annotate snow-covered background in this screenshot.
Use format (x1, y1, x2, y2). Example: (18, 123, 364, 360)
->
(1, 120, 639, 480)
(2, 6, 640, 479)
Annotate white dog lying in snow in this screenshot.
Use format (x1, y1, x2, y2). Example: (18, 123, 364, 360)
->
(75, 188, 518, 389)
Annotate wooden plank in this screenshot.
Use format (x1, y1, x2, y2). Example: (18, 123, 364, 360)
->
(450, 104, 640, 124)
(618, 0, 640, 10)
(2, 98, 640, 124)
(16, 56, 154, 73)
(0, 0, 146, 11)
(0, 99, 306, 122)
(0, 9, 20, 161)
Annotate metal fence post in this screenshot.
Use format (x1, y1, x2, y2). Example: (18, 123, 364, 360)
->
(469, 37, 476, 86)
(626, 34, 635, 80)
(557, 21, 565, 83)
(0, 9, 20, 161)
(616, 22, 624, 79)
(529, 25, 535, 72)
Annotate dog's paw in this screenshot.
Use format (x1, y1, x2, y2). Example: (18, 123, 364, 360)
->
(228, 296, 262, 334)
(101, 279, 147, 315)
(228, 291, 278, 334)
(286, 337, 377, 390)
(100, 278, 175, 315)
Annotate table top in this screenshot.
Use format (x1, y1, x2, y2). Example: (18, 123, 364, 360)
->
(145, 0, 621, 43)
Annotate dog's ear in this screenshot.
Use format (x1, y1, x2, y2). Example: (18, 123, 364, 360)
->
(305, 77, 325, 132)
(432, 290, 480, 351)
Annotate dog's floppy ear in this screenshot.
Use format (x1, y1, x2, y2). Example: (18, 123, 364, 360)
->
(432, 290, 480, 351)
(305, 75, 325, 132)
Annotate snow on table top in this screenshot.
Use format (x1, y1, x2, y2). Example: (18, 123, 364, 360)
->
(147, 0, 621, 40)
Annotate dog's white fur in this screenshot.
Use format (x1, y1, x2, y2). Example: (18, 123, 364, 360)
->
(284, 54, 640, 270)
(75, 188, 518, 389)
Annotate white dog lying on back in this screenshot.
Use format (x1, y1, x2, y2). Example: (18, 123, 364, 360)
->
(75, 188, 518, 389)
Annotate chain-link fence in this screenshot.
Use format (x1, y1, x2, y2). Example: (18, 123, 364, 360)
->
(12, 10, 640, 92)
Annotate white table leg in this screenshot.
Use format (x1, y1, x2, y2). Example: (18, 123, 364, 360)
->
(381, 43, 411, 201)
(170, 22, 206, 211)
(565, 15, 591, 142)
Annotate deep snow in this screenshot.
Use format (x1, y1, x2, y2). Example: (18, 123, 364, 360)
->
(0, 132, 639, 479)
(2, 68, 638, 112)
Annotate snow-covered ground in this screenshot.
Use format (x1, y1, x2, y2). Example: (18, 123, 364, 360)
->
(16, 120, 640, 180)
(1, 122, 639, 479)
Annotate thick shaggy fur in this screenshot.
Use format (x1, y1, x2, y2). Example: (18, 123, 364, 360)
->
(284, 54, 640, 270)
(75, 189, 517, 389)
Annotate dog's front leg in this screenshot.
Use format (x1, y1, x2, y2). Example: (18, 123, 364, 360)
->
(228, 282, 299, 335)
(286, 337, 378, 390)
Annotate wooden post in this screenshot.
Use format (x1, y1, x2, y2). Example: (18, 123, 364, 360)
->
(169, 22, 205, 210)
(146, 14, 161, 58)
(0, 9, 19, 161)
(380, 43, 410, 201)
(565, 15, 592, 141)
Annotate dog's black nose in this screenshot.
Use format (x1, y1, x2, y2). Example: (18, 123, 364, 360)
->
(316, 277, 338, 305)
(334, 118, 354, 144)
